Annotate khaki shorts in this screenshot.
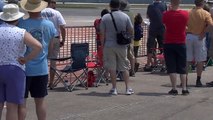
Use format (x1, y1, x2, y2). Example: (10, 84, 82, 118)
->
(103, 47, 130, 71)
(48, 37, 60, 58)
(186, 34, 207, 62)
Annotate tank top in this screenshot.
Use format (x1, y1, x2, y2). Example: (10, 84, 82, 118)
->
(0, 23, 26, 70)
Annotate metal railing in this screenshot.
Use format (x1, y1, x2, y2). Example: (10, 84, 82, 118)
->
(58, 24, 148, 64)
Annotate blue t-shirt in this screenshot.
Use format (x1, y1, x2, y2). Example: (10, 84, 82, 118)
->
(147, 1, 167, 32)
(18, 18, 56, 76)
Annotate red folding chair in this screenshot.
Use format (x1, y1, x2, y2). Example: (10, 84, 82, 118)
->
(151, 48, 166, 73)
(86, 46, 108, 87)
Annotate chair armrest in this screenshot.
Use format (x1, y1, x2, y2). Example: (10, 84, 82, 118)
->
(48, 56, 71, 61)
(86, 52, 98, 62)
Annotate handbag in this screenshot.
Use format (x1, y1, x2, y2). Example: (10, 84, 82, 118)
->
(110, 13, 132, 45)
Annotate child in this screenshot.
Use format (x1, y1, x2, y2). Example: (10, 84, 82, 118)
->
(133, 13, 144, 72)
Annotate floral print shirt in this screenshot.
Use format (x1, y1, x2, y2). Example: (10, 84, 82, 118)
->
(0, 23, 26, 70)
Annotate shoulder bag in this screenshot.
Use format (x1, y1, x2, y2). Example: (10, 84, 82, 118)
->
(110, 12, 132, 45)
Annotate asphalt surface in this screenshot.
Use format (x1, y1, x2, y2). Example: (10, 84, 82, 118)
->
(2, 61, 213, 120)
(56, 7, 147, 26)
(3, 5, 213, 120)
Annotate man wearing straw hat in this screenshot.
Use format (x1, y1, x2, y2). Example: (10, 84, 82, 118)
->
(17, 0, 56, 120)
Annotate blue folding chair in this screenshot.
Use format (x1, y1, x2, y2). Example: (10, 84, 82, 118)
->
(49, 43, 89, 92)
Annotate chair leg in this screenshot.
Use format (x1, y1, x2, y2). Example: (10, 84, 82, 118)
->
(206, 57, 213, 67)
(95, 68, 109, 87)
(51, 68, 89, 92)
(70, 69, 88, 91)
(55, 73, 71, 92)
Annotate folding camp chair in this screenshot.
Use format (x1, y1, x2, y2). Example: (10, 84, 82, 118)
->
(49, 43, 89, 92)
(151, 48, 166, 73)
(86, 48, 109, 87)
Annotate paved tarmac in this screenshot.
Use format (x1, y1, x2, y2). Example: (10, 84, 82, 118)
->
(1, 3, 211, 120)
(2, 61, 213, 120)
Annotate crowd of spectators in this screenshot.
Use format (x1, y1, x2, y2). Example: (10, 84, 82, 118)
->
(1, 0, 213, 120)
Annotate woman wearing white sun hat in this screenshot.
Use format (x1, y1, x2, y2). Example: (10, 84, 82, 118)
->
(0, 4, 42, 120)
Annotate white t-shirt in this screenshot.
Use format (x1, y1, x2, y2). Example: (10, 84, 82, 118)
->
(41, 8, 66, 36)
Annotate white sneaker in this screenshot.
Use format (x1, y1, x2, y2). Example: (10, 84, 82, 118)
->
(109, 88, 118, 95)
(126, 88, 134, 95)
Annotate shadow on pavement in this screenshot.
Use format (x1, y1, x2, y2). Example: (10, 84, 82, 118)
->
(48, 87, 82, 92)
(161, 83, 198, 88)
(77, 91, 112, 97)
(137, 92, 168, 96)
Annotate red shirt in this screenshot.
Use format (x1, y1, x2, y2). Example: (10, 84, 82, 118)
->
(163, 10, 189, 44)
(94, 18, 101, 41)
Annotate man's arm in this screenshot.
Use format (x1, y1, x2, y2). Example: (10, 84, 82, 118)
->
(199, 13, 213, 40)
(57, 10, 66, 47)
(100, 31, 105, 48)
(60, 25, 66, 47)
(100, 18, 105, 47)
(146, 5, 151, 19)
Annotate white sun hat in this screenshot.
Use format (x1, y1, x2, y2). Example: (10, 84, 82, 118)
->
(0, 4, 24, 21)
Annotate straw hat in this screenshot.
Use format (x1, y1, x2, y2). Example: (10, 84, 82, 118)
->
(20, 0, 48, 12)
(0, 4, 24, 21)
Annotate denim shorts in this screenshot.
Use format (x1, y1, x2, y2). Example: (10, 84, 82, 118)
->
(0, 65, 26, 104)
(25, 75, 48, 98)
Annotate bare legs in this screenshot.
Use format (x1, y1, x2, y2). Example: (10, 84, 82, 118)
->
(180, 74, 187, 90)
(18, 100, 27, 120)
(169, 73, 177, 90)
(187, 61, 204, 87)
(147, 53, 153, 67)
(196, 61, 204, 77)
(108, 69, 130, 91)
(122, 70, 130, 90)
(49, 60, 56, 88)
(1, 102, 19, 120)
(18, 98, 46, 120)
(35, 98, 46, 120)
(128, 46, 135, 76)
(128, 55, 135, 75)
(169, 73, 188, 95)
(0, 103, 3, 120)
(170, 73, 187, 90)
(6, 103, 18, 120)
